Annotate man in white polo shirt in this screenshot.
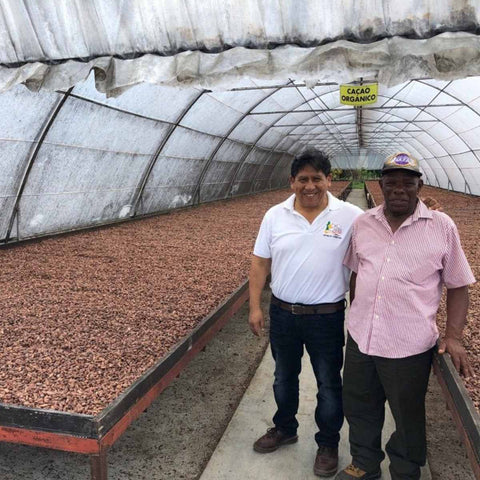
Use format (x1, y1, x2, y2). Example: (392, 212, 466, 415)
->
(249, 149, 363, 477)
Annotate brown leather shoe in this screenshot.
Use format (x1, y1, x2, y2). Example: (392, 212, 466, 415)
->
(314, 446, 338, 477)
(253, 427, 298, 453)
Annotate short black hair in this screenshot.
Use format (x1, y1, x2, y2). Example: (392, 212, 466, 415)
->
(291, 149, 331, 178)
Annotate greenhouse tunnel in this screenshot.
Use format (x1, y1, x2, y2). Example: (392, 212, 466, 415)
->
(2, 2, 480, 479)
(3, 76, 480, 243)
(2, 1, 480, 243)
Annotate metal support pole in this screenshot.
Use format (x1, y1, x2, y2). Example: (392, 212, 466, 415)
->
(190, 86, 293, 205)
(3, 88, 73, 243)
(129, 89, 208, 217)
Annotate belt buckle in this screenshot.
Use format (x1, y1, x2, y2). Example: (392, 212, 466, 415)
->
(291, 304, 303, 315)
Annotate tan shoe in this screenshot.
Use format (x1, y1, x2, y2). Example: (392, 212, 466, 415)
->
(314, 446, 338, 477)
(253, 427, 298, 453)
(335, 463, 381, 479)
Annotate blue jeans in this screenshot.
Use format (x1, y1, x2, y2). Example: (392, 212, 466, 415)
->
(269, 302, 345, 448)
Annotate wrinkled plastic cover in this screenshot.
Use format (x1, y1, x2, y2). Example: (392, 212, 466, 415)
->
(1, 1, 480, 95)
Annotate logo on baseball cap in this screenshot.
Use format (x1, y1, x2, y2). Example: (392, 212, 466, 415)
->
(381, 152, 422, 176)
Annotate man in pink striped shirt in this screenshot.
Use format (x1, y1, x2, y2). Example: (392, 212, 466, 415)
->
(336, 153, 475, 480)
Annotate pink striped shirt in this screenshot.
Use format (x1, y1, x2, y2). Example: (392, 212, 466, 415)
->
(344, 200, 475, 358)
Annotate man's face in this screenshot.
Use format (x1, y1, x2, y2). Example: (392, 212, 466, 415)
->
(290, 165, 331, 210)
(380, 170, 423, 216)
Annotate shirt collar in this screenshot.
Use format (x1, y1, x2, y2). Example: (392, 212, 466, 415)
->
(284, 193, 296, 211)
(283, 191, 340, 212)
(373, 198, 432, 223)
(327, 191, 342, 210)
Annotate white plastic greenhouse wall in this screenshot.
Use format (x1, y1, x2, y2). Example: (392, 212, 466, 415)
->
(1, 0, 480, 243)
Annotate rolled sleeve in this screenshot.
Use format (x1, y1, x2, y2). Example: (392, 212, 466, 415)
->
(442, 221, 476, 288)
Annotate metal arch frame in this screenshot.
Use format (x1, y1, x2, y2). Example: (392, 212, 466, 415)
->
(226, 144, 284, 197)
(415, 79, 480, 194)
(260, 86, 363, 190)
(364, 80, 452, 189)
(296, 132, 423, 138)
(190, 88, 287, 205)
(67, 88, 291, 209)
(266, 152, 296, 191)
(268, 119, 451, 126)
(271, 112, 355, 156)
(273, 84, 358, 172)
(261, 78, 474, 192)
(248, 135, 312, 193)
(3, 88, 74, 244)
(62, 90, 238, 147)
(295, 86, 356, 172)
(129, 89, 208, 217)
(249, 96, 336, 193)
(302, 85, 355, 157)
(252, 139, 298, 193)
(223, 82, 294, 198)
(366, 79, 435, 138)
(321, 81, 432, 174)
(276, 112, 355, 140)
(297, 83, 386, 172)
(416, 155, 442, 188)
(227, 85, 337, 196)
(361, 80, 473, 191)
(248, 104, 463, 114)
(320, 84, 443, 186)
(249, 138, 299, 193)
(228, 84, 348, 191)
(230, 82, 339, 92)
(202, 87, 324, 197)
(189, 80, 336, 198)
(286, 131, 429, 136)
(361, 85, 471, 192)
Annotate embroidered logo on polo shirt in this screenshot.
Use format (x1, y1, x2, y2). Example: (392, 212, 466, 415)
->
(323, 221, 343, 238)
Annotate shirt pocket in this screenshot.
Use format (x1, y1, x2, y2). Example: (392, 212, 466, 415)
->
(408, 260, 442, 285)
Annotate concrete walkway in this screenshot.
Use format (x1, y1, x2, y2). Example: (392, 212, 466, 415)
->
(346, 188, 369, 210)
(200, 188, 431, 480)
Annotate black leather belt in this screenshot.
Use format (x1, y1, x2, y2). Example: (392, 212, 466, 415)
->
(271, 295, 346, 315)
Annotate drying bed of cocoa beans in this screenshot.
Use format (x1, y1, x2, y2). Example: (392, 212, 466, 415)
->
(0, 183, 351, 415)
(365, 181, 480, 411)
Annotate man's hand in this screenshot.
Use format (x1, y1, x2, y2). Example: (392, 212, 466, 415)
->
(421, 196, 442, 211)
(249, 306, 265, 337)
(438, 337, 474, 377)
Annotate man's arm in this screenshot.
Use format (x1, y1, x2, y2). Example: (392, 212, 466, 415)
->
(349, 271, 357, 305)
(438, 286, 474, 377)
(248, 255, 271, 336)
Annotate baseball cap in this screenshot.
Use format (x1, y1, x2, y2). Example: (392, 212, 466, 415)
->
(381, 152, 422, 176)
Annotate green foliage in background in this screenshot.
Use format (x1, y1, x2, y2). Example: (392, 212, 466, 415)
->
(331, 167, 381, 184)
(330, 168, 344, 180)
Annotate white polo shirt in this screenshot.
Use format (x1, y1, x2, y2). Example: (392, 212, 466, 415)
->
(254, 192, 363, 304)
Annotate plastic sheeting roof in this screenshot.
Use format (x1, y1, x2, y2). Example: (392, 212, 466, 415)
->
(2, 1, 480, 93)
(1, 1, 480, 241)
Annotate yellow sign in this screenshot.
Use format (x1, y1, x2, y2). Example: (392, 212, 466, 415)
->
(340, 83, 378, 106)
